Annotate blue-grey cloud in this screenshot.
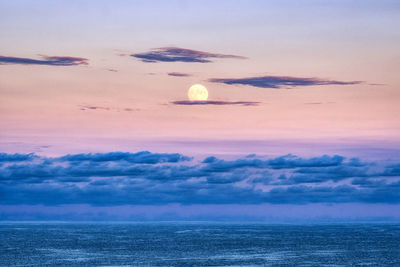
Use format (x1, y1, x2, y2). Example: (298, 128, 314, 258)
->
(57, 151, 191, 164)
(172, 100, 260, 106)
(209, 75, 362, 89)
(276, 165, 371, 185)
(202, 154, 346, 172)
(0, 55, 88, 66)
(0, 153, 38, 162)
(382, 164, 400, 177)
(132, 47, 246, 63)
(0, 152, 399, 205)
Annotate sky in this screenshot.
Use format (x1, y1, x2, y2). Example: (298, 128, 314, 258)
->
(0, 0, 400, 221)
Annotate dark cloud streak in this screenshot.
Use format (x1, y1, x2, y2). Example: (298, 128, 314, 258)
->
(167, 72, 192, 77)
(172, 100, 260, 106)
(0, 55, 88, 66)
(132, 47, 246, 63)
(79, 105, 138, 112)
(209, 75, 362, 89)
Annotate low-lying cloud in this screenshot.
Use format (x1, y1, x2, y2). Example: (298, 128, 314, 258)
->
(1, 152, 399, 206)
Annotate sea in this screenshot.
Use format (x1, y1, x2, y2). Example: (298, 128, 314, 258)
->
(1, 222, 399, 266)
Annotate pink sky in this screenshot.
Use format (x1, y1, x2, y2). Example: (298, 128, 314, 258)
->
(0, 1, 399, 156)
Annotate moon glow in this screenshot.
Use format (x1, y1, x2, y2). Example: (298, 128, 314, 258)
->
(188, 84, 208, 101)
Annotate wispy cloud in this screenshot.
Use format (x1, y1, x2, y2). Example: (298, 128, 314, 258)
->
(132, 47, 246, 63)
(167, 72, 192, 77)
(209, 75, 362, 89)
(79, 105, 138, 112)
(171, 100, 260, 106)
(1, 152, 398, 205)
(0, 55, 88, 66)
(304, 102, 323, 105)
(80, 105, 111, 111)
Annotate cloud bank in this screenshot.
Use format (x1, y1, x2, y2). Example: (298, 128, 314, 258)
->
(0, 55, 88, 66)
(132, 47, 246, 63)
(209, 75, 362, 89)
(1, 152, 399, 206)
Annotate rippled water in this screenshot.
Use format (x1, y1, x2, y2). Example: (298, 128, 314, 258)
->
(1, 223, 399, 266)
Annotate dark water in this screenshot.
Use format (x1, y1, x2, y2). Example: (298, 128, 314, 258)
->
(0, 223, 399, 266)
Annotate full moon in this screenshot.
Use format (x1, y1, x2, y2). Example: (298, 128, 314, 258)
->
(188, 84, 208, 101)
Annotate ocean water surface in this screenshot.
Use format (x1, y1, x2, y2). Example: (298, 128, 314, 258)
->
(0, 222, 399, 266)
